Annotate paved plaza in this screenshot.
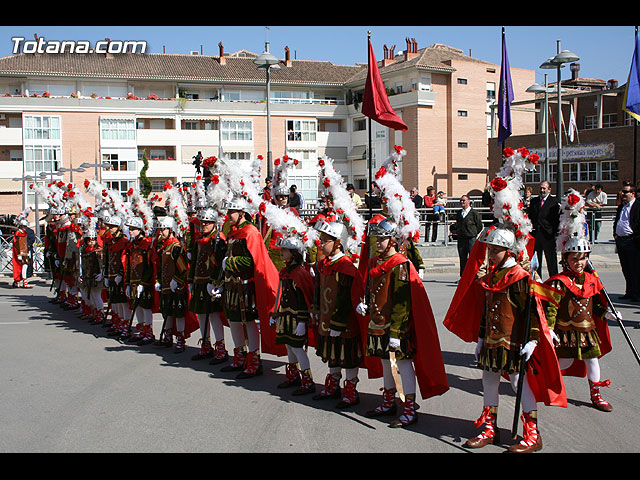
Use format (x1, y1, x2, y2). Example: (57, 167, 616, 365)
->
(0, 253, 639, 454)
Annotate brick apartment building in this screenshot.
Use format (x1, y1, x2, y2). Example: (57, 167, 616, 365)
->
(0, 36, 536, 223)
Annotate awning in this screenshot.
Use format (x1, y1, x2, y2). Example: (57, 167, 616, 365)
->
(0, 178, 22, 193)
(347, 145, 367, 160)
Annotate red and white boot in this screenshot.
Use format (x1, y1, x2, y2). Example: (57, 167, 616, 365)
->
(389, 394, 418, 428)
(312, 373, 341, 400)
(589, 380, 613, 412)
(278, 363, 301, 389)
(365, 387, 398, 418)
(220, 347, 246, 372)
(336, 377, 360, 409)
(464, 406, 500, 448)
(208, 340, 229, 365)
(236, 350, 263, 379)
(508, 411, 542, 453)
(292, 369, 315, 396)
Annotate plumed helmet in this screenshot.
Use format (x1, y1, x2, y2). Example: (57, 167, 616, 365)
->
(125, 216, 144, 230)
(314, 219, 349, 245)
(197, 207, 218, 223)
(562, 235, 591, 254)
(275, 235, 305, 254)
(479, 226, 516, 251)
(104, 214, 122, 228)
(272, 185, 290, 197)
(368, 218, 398, 239)
(224, 196, 250, 213)
(156, 215, 176, 232)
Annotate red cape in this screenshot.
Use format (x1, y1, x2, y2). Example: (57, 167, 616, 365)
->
(12, 230, 27, 280)
(364, 253, 449, 399)
(279, 263, 316, 347)
(445, 262, 567, 408)
(228, 222, 286, 356)
(544, 270, 612, 378)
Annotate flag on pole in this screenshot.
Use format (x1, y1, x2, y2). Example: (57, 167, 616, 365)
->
(623, 27, 640, 122)
(362, 39, 407, 131)
(497, 27, 514, 146)
(568, 104, 579, 142)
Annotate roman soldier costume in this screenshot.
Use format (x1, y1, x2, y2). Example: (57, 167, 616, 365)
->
(12, 211, 32, 288)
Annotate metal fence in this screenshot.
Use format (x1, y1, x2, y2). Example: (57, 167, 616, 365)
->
(0, 233, 46, 275)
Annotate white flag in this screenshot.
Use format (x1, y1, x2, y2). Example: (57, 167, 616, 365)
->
(568, 105, 578, 142)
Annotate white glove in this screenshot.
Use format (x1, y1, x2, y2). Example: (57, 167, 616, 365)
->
(418, 268, 425, 280)
(269, 316, 277, 327)
(222, 257, 228, 271)
(355, 302, 368, 316)
(475, 338, 484, 362)
(212, 286, 223, 298)
(22, 264, 28, 279)
(187, 252, 192, 261)
(125, 285, 131, 297)
(207, 283, 214, 297)
(295, 322, 306, 336)
(330, 329, 341, 337)
(389, 337, 401, 349)
(46, 251, 51, 257)
(520, 341, 537, 362)
(55, 259, 60, 267)
(104, 278, 109, 288)
(309, 268, 315, 278)
(95, 273, 103, 282)
(154, 282, 161, 292)
(170, 279, 178, 292)
(78, 275, 83, 284)
(550, 329, 560, 345)
(605, 311, 621, 321)
(115, 275, 122, 285)
(136, 284, 144, 295)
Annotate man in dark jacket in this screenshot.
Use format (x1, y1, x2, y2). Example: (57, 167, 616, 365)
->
(454, 195, 483, 277)
(528, 181, 560, 278)
(613, 184, 640, 301)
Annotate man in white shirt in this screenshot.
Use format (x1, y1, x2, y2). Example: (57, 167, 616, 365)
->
(586, 184, 607, 241)
(613, 185, 640, 301)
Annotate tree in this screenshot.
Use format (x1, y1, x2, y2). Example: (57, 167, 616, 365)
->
(139, 149, 152, 197)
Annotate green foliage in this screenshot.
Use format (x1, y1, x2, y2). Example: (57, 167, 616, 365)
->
(139, 149, 152, 197)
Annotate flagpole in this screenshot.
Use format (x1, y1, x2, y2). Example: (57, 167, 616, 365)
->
(367, 31, 373, 224)
(634, 26, 638, 186)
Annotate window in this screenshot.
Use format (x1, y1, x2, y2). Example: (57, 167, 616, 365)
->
(106, 180, 137, 196)
(100, 118, 135, 140)
(457, 142, 468, 148)
(184, 121, 199, 130)
(221, 120, 252, 141)
(103, 153, 135, 172)
(23, 115, 61, 140)
(457, 78, 468, 85)
(486, 82, 496, 102)
(458, 110, 468, 117)
(579, 162, 598, 182)
(563, 163, 579, 183)
(601, 161, 618, 181)
(524, 164, 542, 184)
(287, 120, 316, 142)
(354, 119, 367, 131)
(457, 174, 468, 180)
(24, 145, 60, 174)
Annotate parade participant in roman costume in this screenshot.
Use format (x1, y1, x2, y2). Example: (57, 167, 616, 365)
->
(59, 203, 83, 310)
(102, 213, 130, 334)
(154, 181, 199, 353)
(356, 156, 448, 428)
(260, 193, 318, 395)
(188, 206, 228, 363)
(12, 208, 33, 288)
(262, 155, 300, 271)
(443, 147, 566, 453)
(44, 206, 62, 286)
(78, 217, 106, 324)
(310, 155, 370, 409)
(543, 189, 614, 412)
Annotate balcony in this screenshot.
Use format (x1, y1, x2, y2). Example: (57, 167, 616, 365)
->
(0, 127, 23, 145)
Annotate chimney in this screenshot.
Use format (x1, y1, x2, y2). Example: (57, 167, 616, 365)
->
(285, 46, 293, 67)
(218, 42, 226, 65)
(404, 37, 418, 61)
(570, 62, 580, 80)
(104, 38, 113, 59)
(383, 44, 396, 67)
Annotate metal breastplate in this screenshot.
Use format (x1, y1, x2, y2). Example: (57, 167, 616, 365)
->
(194, 239, 215, 282)
(129, 247, 147, 284)
(484, 288, 524, 349)
(367, 269, 394, 335)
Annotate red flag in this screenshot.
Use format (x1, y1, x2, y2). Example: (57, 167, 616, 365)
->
(362, 40, 407, 131)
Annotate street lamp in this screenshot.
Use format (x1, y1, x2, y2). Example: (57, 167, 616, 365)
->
(57, 166, 85, 182)
(80, 161, 111, 180)
(254, 41, 281, 179)
(13, 174, 39, 236)
(526, 77, 566, 182)
(540, 41, 579, 196)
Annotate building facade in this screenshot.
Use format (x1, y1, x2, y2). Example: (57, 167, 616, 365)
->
(0, 37, 536, 218)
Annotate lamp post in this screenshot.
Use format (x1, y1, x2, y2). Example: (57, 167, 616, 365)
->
(13, 174, 39, 236)
(540, 41, 579, 196)
(254, 41, 281, 180)
(526, 75, 566, 182)
(57, 166, 85, 183)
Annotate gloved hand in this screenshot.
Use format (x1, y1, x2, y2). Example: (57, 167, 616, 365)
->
(295, 322, 306, 336)
(170, 279, 178, 292)
(355, 302, 368, 316)
(104, 278, 109, 288)
(187, 252, 192, 261)
(330, 329, 341, 337)
(125, 285, 131, 298)
(136, 284, 144, 295)
(154, 282, 162, 292)
(46, 251, 51, 258)
(115, 275, 122, 285)
(520, 340, 537, 362)
(207, 283, 214, 297)
(389, 337, 400, 349)
(222, 257, 229, 271)
(605, 311, 621, 321)
(55, 259, 60, 267)
(95, 273, 103, 282)
(550, 329, 560, 346)
(475, 338, 484, 362)
(418, 268, 425, 280)
(269, 316, 277, 327)
(212, 286, 223, 298)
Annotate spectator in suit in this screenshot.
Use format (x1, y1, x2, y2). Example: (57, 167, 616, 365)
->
(586, 184, 607, 241)
(410, 187, 423, 209)
(613, 184, 640, 301)
(529, 181, 560, 278)
(454, 195, 483, 277)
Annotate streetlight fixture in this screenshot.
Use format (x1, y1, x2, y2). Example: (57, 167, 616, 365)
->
(254, 41, 281, 179)
(540, 41, 579, 196)
(57, 166, 85, 182)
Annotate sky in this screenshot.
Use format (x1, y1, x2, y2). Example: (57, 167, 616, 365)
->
(1, 25, 637, 87)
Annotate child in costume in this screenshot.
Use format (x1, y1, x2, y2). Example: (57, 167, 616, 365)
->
(11, 210, 32, 288)
(102, 214, 130, 335)
(543, 189, 615, 412)
(79, 219, 105, 324)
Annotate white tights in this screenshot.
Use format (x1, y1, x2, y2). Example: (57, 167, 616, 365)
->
(229, 321, 260, 352)
(198, 312, 225, 343)
(286, 344, 310, 371)
(482, 369, 537, 413)
(381, 358, 417, 396)
(558, 357, 601, 383)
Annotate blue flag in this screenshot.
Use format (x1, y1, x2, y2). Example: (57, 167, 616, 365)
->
(497, 28, 514, 145)
(623, 27, 640, 122)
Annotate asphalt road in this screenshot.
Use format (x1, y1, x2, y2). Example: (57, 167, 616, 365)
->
(0, 270, 638, 454)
